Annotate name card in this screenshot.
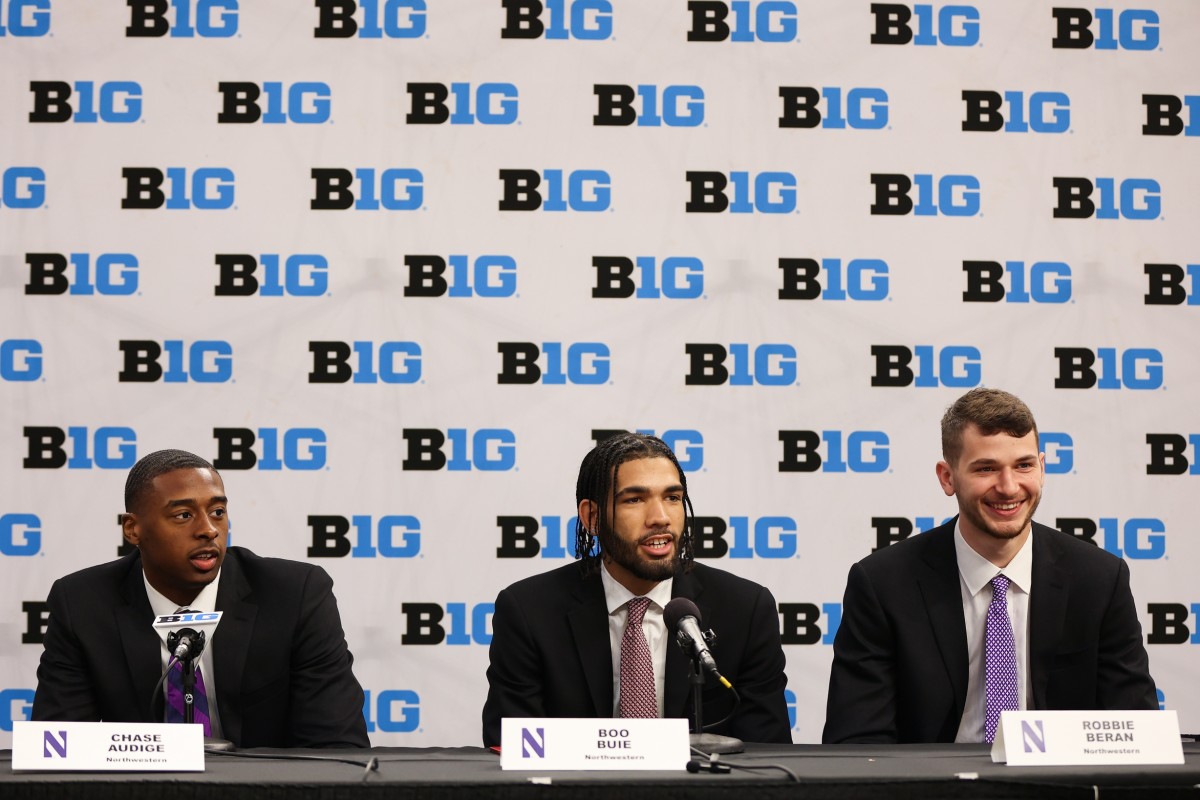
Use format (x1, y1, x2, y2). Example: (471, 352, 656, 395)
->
(12, 721, 204, 772)
(500, 718, 689, 770)
(991, 710, 1183, 766)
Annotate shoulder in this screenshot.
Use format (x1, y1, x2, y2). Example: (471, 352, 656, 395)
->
(224, 546, 334, 590)
(47, 552, 140, 598)
(497, 562, 589, 602)
(852, 519, 954, 574)
(1032, 521, 1125, 573)
(685, 562, 773, 598)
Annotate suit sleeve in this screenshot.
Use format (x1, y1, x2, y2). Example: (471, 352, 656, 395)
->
(481, 586, 546, 747)
(823, 561, 899, 744)
(1096, 559, 1158, 709)
(286, 567, 370, 747)
(727, 584, 792, 744)
(31, 579, 101, 722)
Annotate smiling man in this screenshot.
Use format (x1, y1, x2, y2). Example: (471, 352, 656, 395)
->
(823, 389, 1157, 744)
(482, 432, 790, 747)
(32, 449, 369, 748)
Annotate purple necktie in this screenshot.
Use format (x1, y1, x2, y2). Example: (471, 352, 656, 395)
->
(984, 574, 1019, 743)
(618, 597, 657, 718)
(167, 658, 212, 737)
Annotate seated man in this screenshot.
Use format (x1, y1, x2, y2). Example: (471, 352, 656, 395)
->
(32, 449, 370, 748)
(824, 388, 1157, 744)
(482, 432, 791, 747)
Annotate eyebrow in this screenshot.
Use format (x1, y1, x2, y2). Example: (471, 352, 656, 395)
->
(164, 496, 228, 508)
(614, 484, 685, 497)
(967, 456, 1039, 467)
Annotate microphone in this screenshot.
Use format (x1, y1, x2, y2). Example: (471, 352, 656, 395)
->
(664, 598, 729, 687)
(166, 628, 206, 662)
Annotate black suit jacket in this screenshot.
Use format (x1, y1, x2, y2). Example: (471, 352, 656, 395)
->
(482, 562, 791, 747)
(32, 546, 369, 748)
(823, 519, 1157, 744)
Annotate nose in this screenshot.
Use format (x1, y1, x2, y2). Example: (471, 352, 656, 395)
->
(195, 514, 218, 539)
(996, 468, 1019, 495)
(646, 497, 671, 528)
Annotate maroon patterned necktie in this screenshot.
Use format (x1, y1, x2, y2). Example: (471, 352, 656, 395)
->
(618, 597, 657, 718)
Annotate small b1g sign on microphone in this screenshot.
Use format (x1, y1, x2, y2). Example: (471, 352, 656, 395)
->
(500, 718, 688, 770)
(152, 610, 222, 650)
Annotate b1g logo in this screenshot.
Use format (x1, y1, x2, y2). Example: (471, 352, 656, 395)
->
(311, 168, 423, 211)
(403, 255, 516, 298)
(685, 344, 797, 386)
(362, 690, 419, 733)
(779, 602, 840, 645)
(0, 0, 51, 37)
(1, 689, 34, 731)
(1, 514, 41, 556)
(692, 516, 799, 558)
(1040, 432, 1074, 474)
(400, 428, 516, 471)
(406, 83, 518, 125)
(1053, 347, 1163, 390)
(1051, 8, 1158, 50)
(778, 87, 888, 130)
(496, 515, 579, 558)
(0, 167, 46, 209)
(400, 602, 493, 645)
(685, 171, 796, 214)
(1052, 178, 1160, 220)
(1144, 264, 1199, 306)
(22, 426, 137, 469)
(1146, 603, 1200, 645)
(961, 91, 1070, 133)
(497, 342, 609, 385)
(592, 428, 703, 472)
(779, 258, 889, 301)
(217, 82, 330, 124)
(501, 0, 611, 40)
(962, 261, 1071, 303)
(126, 0, 238, 37)
(1143, 95, 1200, 137)
(118, 340, 232, 383)
(314, 0, 425, 38)
(212, 427, 327, 470)
(592, 257, 703, 299)
(498, 170, 610, 212)
(593, 84, 704, 127)
(121, 167, 234, 210)
(309, 341, 421, 384)
(870, 516, 953, 551)
(1145, 434, 1200, 476)
(1058, 517, 1166, 560)
(778, 431, 890, 473)
(1, 340, 42, 382)
(870, 174, 980, 216)
(26, 253, 138, 296)
(687, 1, 797, 43)
(870, 3, 979, 46)
(870, 345, 981, 387)
(307, 515, 420, 558)
(214, 254, 328, 296)
(29, 81, 142, 123)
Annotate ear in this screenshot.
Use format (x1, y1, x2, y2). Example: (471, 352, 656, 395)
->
(578, 499, 597, 533)
(121, 512, 140, 546)
(1038, 451, 1046, 486)
(935, 460, 956, 497)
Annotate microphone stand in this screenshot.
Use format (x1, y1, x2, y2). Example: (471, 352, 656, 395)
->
(687, 656, 743, 755)
(182, 657, 197, 725)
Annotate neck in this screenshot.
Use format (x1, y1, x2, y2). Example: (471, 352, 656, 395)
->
(603, 560, 661, 597)
(960, 523, 1031, 569)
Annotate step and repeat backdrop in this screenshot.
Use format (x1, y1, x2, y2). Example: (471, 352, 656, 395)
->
(2, 1, 1198, 746)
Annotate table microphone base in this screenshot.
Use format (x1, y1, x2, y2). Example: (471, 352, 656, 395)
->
(690, 733, 743, 754)
(204, 737, 235, 752)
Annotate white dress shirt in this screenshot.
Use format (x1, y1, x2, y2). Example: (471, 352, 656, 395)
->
(600, 562, 672, 718)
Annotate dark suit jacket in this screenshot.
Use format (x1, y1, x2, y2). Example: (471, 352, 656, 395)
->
(482, 561, 791, 747)
(32, 546, 369, 748)
(823, 518, 1157, 744)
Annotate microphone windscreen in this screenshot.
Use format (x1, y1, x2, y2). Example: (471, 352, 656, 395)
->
(664, 597, 702, 630)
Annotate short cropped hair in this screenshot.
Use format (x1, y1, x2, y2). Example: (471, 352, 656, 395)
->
(941, 388, 1038, 465)
(125, 449, 217, 512)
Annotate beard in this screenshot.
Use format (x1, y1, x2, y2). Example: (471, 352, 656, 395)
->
(960, 493, 1042, 541)
(600, 528, 680, 582)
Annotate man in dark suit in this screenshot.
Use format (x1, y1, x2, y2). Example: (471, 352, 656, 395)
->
(823, 389, 1157, 744)
(32, 449, 369, 748)
(482, 432, 790, 748)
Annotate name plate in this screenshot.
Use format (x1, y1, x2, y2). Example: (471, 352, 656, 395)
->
(500, 718, 689, 770)
(12, 721, 204, 772)
(991, 710, 1183, 766)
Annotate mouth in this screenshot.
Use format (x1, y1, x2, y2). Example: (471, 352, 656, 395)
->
(985, 500, 1024, 518)
(189, 548, 222, 572)
(639, 533, 675, 557)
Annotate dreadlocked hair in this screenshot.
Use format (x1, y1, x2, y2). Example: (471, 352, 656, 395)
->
(574, 431, 695, 576)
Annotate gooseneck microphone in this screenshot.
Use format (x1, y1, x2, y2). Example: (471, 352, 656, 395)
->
(664, 598, 729, 688)
(167, 628, 207, 663)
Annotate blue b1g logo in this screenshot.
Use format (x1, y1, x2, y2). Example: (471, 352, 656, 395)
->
(403, 255, 516, 298)
(311, 168, 423, 211)
(593, 85, 704, 127)
(127, 0, 239, 37)
(500, 0, 612, 40)
(314, 0, 426, 38)
(401, 429, 516, 471)
(308, 341, 422, 384)
(1052, 178, 1160, 220)
(212, 428, 327, 470)
(0, 0, 51, 36)
(498, 170, 610, 212)
(406, 83, 519, 125)
(778, 431, 890, 473)
(962, 91, 1070, 133)
(25, 253, 138, 296)
(121, 168, 235, 210)
(1054, 347, 1163, 390)
(1051, 8, 1158, 50)
(871, 345, 981, 387)
(0, 689, 35, 731)
(497, 342, 610, 385)
(1, 340, 42, 381)
(778, 258, 889, 301)
(778, 87, 888, 130)
(685, 344, 797, 386)
(1, 514, 41, 556)
(1040, 432, 1074, 474)
(685, 171, 797, 214)
(217, 82, 331, 124)
(687, 1, 798, 42)
(29, 81, 142, 123)
(870, 174, 980, 216)
(362, 689, 420, 733)
(962, 261, 1071, 303)
(307, 515, 421, 558)
(870, 4, 980, 46)
(692, 516, 799, 558)
(1, 167, 46, 208)
(592, 257, 703, 299)
(1058, 517, 1166, 560)
(22, 426, 137, 469)
(214, 254, 329, 297)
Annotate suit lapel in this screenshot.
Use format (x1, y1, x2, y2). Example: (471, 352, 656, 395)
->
(116, 561, 162, 722)
(1028, 524, 1067, 709)
(917, 523, 969, 722)
(567, 572, 612, 717)
(665, 570, 703, 718)
(213, 549, 257, 744)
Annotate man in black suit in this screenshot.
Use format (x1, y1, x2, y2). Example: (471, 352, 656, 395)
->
(823, 389, 1157, 744)
(32, 449, 369, 748)
(482, 432, 791, 747)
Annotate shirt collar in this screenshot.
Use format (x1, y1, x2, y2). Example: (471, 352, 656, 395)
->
(143, 568, 222, 617)
(600, 561, 673, 614)
(953, 519, 1034, 597)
